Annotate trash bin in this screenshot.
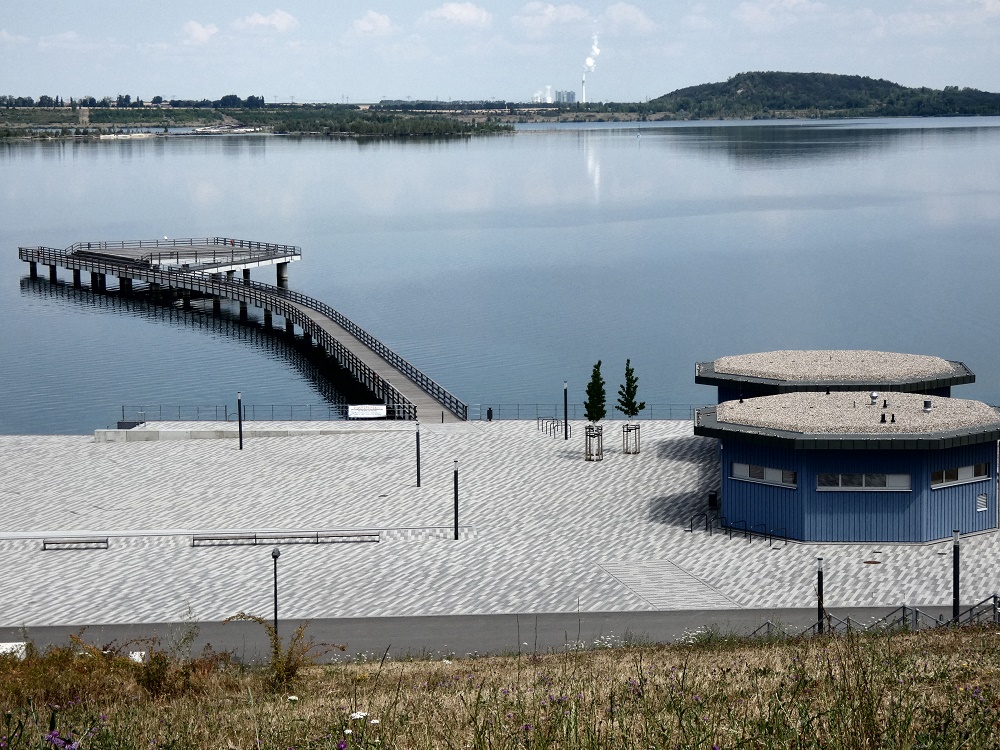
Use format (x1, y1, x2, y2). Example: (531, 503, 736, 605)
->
(486, 407, 493, 421)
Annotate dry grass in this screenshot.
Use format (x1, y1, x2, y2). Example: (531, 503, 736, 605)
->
(2, 625, 999, 749)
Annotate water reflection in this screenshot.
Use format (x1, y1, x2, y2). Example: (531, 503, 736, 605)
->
(657, 121, 1000, 166)
(18, 278, 365, 419)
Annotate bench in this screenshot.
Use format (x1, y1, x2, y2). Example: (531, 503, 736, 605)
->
(191, 531, 380, 547)
(42, 537, 109, 551)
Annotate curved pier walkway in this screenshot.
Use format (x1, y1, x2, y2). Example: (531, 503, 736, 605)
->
(18, 238, 466, 422)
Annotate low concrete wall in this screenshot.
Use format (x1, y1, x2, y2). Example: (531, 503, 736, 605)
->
(94, 428, 355, 443)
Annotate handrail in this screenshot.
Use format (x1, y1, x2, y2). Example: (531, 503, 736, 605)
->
(19, 246, 424, 419)
(67, 237, 301, 255)
(240, 277, 467, 420)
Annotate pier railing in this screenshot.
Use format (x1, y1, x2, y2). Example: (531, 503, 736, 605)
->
(20, 246, 418, 419)
(68, 237, 301, 271)
(241, 278, 468, 420)
(68, 237, 301, 255)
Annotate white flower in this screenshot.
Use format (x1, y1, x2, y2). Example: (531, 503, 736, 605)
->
(442, 658, 452, 664)
(349, 711, 368, 720)
(344, 729, 353, 735)
(369, 719, 380, 725)
(287, 695, 299, 703)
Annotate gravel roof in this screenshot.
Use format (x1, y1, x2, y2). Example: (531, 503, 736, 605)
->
(713, 350, 964, 383)
(716, 391, 1000, 435)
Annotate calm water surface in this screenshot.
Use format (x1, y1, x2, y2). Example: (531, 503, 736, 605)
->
(2, 118, 999, 433)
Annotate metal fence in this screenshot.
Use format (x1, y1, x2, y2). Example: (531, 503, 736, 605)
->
(118, 404, 433, 422)
(471, 403, 707, 421)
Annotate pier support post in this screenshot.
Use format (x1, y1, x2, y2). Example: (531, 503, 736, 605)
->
(29, 261, 38, 279)
(242, 269, 251, 285)
(48, 265, 58, 283)
(276, 262, 289, 289)
(263, 309, 272, 329)
(285, 318, 295, 337)
(90, 272, 102, 290)
(239, 301, 248, 322)
(302, 331, 312, 346)
(213, 296, 222, 314)
(72, 269, 81, 288)
(119, 277, 132, 294)
(183, 290, 191, 310)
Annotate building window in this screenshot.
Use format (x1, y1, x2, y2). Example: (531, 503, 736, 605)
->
(732, 462, 797, 488)
(816, 473, 911, 491)
(977, 493, 988, 512)
(931, 463, 989, 488)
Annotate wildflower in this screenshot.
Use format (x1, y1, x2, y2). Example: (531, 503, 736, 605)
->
(288, 696, 299, 704)
(369, 719, 380, 725)
(337, 743, 347, 750)
(349, 711, 367, 720)
(344, 729, 353, 735)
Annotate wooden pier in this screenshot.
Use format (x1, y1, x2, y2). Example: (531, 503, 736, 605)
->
(18, 238, 467, 422)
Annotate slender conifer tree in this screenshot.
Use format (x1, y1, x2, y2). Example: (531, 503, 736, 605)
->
(615, 359, 646, 421)
(584, 360, 606, 423)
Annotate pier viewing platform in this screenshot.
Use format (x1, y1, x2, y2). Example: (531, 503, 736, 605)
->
(18, 237, 467, 422)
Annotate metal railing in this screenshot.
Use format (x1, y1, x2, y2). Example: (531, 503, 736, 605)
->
(119, 403, 417, 422)
(19, 246, 452, 420)
(240, 278, 467, 420)
(67, 236, 301, 256)
(473, 403, 705, 421)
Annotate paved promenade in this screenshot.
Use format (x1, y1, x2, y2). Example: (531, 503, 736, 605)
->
(1, 420, 998, 629)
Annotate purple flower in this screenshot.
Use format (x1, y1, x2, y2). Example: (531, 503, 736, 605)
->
(336, 742, 347, 750)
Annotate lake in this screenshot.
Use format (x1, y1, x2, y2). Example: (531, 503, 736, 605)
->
(2, 117, 999, 433)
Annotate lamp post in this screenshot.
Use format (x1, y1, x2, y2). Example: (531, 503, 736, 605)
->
(453, 460, 459, 540)
(237, 391, 244, 450)
(563, 381, 568, 440)
(416, 421, 421, 488)
(953, 529, 961, 622)
(271, 547, 280, 639)
(817, 557, 824, 634)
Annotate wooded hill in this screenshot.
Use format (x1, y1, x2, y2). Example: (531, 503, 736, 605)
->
(649, 71, 1000, 119)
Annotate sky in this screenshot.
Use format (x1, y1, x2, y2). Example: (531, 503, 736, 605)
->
(2, 1, 999, 103)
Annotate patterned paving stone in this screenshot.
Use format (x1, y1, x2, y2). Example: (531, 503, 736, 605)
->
(0, 420, 998, 627)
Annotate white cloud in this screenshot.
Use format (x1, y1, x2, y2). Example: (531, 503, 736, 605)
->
(182, 21, 219, 45)
(731, 0, 825, 33)
(0, 29, 28, 44)
(349, 11, 397, 37)
(682, 3, 714, 30)
(234, 10, 299, 33)
(512, 3, 590, 37)
(421, 3, 494, 29)
(37, 31, 81, 50)
(602, 3, 657, 35)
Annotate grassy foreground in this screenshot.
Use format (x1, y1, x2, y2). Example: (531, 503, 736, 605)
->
(1, 623, 998, 749)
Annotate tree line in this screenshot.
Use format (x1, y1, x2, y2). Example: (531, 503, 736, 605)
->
(1, 94, 266, 109)
(647, 71, 1000, 119)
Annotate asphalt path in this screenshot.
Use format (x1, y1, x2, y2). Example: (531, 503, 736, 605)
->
(0, 607, 959, 663)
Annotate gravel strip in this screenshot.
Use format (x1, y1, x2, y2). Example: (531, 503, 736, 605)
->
(714, 350, 963, 382)
(716, 391, 1000, 434)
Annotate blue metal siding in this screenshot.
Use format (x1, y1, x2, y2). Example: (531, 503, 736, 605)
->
(720, 441, 805, 540)
(719, 439, 998, 543)
(921, 442, 996, 540)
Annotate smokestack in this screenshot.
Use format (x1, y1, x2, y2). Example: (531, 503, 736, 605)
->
(582, 72, 586, 104)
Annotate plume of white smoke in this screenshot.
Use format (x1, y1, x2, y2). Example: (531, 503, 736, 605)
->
(584, 34, 600, 72)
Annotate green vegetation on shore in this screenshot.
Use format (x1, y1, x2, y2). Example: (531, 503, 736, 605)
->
(2, 624, 999, 748)
(648, 71, 1000, 120)
(0, 98, 510, 140)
